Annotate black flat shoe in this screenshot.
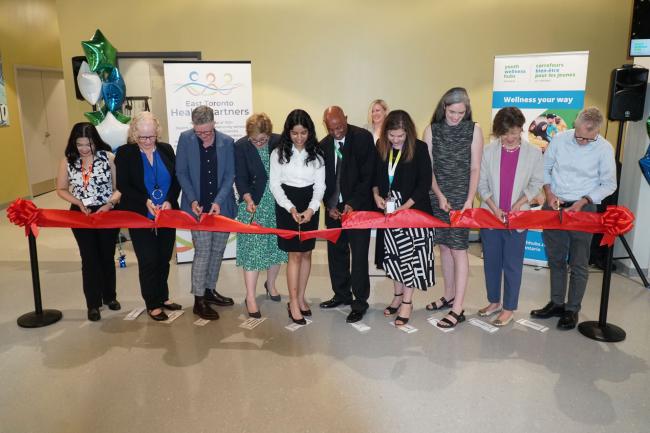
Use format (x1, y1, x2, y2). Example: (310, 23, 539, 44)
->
(87, 308, 101, 321)
(245, 299, 262, 319)
(437, 310, 466, 329)
(287, 302, 306, 325)
(104, 300, 121, 311)
(264, 282, 281, 302)
(395, 301, 413, 326)
(530, 301, 564, 319)
(193, 297, 219, 320)
(148, 309, 169, 321)
(319, 297, 352, 309)
(346, 310, 364, 323)
(162, 301, 182, 311)
(425, 296, 454, 311)
(557, 310, 578, 330)
(204, 290, 234, 306)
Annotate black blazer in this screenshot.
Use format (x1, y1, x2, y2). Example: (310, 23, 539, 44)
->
(322, 124, 377, 211)
(234, 133, 280, 204)
(374, 139, 433, 214)
(115, 142, 181, 216)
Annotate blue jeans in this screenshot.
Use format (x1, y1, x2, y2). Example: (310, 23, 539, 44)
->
(481, 229, 528, 311)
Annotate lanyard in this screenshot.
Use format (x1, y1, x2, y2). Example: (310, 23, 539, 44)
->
(81, 158, 94, 190)
(150, 151, 163, 201)
(387, 148, 402, 188)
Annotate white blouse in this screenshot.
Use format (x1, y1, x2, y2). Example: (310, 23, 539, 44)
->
(269, 145, 325, 212)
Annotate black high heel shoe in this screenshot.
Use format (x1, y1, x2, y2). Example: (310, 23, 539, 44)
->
(287, 302, 306, 325)
(300, 304, 312, 316)
(395, 301, 413, 326)
(265, 282, 281, 302)
(245, 299, 262, 319)
(384, 292, 403, 316)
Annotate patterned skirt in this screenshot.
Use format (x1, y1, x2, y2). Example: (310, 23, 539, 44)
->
(383, 191, 435, 289)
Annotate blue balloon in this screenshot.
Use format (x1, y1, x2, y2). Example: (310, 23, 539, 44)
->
(101, 67, 126, 112)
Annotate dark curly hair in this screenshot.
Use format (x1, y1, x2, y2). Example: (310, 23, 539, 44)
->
(64, 122, 112, 164)
(277, 109, 323, 166)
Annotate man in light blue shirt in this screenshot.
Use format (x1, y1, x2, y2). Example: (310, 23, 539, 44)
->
(531, 107, 616, 330)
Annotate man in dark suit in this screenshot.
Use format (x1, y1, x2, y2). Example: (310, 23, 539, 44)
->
(176, 105, 236, 320)
(319, 106, 377, 323)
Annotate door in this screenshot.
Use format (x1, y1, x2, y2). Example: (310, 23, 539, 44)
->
(16, 68, 68, 196)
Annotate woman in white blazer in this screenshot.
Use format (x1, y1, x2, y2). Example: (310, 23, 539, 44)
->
(477, 107, 544, 326)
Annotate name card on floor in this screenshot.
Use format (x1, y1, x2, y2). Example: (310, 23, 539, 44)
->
(163, 310, 184, 324)
(516, 318, 549, 333)
(390, 321, 418, 333)
(427, 317, 454, 333)
(124, 307, 145, 321)
(193, 318, 211, 327)
(240, 317, 267, 330)
(468, 318, 499, 333)
(350, 322, 371, 333)
(285, 318, 312, 332)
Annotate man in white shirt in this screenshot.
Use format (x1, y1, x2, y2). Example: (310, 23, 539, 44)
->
(531, 107, 616, 330)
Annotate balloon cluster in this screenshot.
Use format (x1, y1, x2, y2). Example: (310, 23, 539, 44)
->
(77, 29, 129, 150)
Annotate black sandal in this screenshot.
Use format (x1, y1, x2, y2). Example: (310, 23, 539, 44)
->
(436, 310, 465, 329)
(425, 296, 454, 311)
(395, 301, 413, 326)
(384, 292, 404, 316)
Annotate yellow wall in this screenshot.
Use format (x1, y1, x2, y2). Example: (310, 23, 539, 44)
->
(4, 0, 633, 205)
(0, 0, 62, 205)
(55, 0, 633, 139)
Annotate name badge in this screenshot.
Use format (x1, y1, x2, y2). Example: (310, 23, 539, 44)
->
(385, 197, 397, 214)
(82, 197, 94, 207)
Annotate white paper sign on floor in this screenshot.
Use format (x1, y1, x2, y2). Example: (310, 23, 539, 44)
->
(285, 318, 312, 332)
(163, 310, 184, 324)
(469, 318, 499, 333)
(193, 318, 211, 327)
(350, 322, 371, 333)
(390, 321, 418, 333)
(427, 317, 454, 333)
(240, 317, 267, 330)
(516, 318, 549, 333)
(124, 307, 145, 321)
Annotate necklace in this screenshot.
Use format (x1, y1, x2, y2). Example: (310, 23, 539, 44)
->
(502, 144, 520, 153)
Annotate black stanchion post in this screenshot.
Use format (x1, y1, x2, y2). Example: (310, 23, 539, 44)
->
(578, 242, 626, 342)
(16, 231, 63, 328)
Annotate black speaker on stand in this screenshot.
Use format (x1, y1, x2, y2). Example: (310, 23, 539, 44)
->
(579, 64, 650, 343)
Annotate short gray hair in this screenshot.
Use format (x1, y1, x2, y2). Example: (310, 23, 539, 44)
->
(192, 105, 215, 125)
(431, 87, 473, 124)
(575, 107, 603, 131)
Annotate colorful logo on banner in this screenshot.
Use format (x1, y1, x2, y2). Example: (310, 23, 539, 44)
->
(173, 71, 244, 96)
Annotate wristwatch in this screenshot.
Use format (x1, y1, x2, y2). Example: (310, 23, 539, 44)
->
(582, 195, 593, 205)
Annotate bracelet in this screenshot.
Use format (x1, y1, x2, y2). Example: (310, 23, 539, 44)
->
(107, 201, 115, 209)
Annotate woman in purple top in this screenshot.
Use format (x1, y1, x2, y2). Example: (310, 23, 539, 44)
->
(477, 107, 544, 326)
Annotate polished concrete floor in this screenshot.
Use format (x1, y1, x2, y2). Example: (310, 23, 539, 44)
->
(1, 193, 649, 433)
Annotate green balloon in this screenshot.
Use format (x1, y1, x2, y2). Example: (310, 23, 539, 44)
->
(81, 29, 117, 73)
(84, 110, 105, 126)
(113, 110, 131, 124)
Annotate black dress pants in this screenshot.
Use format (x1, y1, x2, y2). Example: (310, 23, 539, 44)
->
(72, 227, 120, 309)
(129, 227, 175, 310)
(325, 209, 371, 313)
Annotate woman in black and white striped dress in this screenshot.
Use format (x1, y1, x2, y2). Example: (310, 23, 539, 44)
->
(372, 110, 434, 326)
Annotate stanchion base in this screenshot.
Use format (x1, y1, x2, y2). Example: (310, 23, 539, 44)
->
(578, 321, 626, 342)
(17, 310, 63, 328)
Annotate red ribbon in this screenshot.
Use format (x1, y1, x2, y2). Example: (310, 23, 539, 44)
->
(5, 199, 634, 246)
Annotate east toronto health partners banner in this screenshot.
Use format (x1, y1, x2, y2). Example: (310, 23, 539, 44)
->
(163, 61, 252, 263)
(492, 51, 589, 266)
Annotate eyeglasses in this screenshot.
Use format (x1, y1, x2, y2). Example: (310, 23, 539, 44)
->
(574, 133, 598, 143)
(194, 129, 214, 137)
(249, 136, 269, 146)
(137, 136, 156, 142)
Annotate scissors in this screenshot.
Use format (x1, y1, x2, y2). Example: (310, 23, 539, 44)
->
(558, 207, 564, 225)
(248, 208, 257, 225)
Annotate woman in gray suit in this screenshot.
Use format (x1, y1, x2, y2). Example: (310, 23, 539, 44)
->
(477, 107, 544, 326)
